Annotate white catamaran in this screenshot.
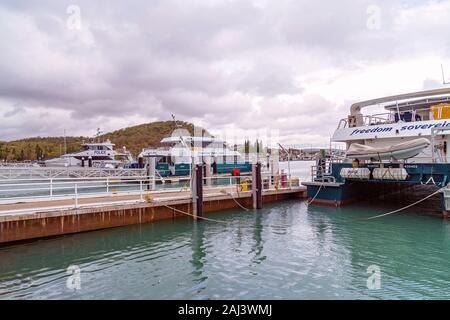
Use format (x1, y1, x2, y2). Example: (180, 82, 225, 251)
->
(332, 87, 450, 163)
(303, 87, 450, 215)
(138, 129, 250, 176)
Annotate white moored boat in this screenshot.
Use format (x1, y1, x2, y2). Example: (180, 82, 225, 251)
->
(332, 87, 450, 163)
(302, 87, 450, 214)
(44, 140, 133, 168)
(137, 128, 251, 176)
(44, 129, 133, 168)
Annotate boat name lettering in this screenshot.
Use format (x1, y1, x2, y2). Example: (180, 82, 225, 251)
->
(350, 121, 450, 136)
(350, 127, 393, 135)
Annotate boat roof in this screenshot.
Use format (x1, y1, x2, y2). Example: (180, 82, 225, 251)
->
(81, 141, 115, 146)
(384, 95, 450, 111)
(139, 147, 240, 157)
(350, 88, 450, 115)
(161, 136, 218, 143)
(140, 149, 171, 156)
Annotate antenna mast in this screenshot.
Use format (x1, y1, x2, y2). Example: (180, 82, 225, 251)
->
(442, 64, 450, 85)
(171, 114, 183, 129)
(95, 128, 103, 143)
(64, 129, 67, 154)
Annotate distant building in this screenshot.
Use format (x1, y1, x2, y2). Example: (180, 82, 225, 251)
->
(270, 147, 345, 161)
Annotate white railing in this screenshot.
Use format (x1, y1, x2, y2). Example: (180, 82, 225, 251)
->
(364, 113, 393, 126)
(337, 106, 436, 129)
(310, 164, 336, 183)
(0, 176, 156, 203)
(338, 114, 393, 129)
(0, 173, 300, 212)
(0, 162, 39, 167)
(0, 167, 146, 180)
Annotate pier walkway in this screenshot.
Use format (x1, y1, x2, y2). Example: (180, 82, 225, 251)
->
(0, 172, 306, 244)
(0, 185, 246, 216)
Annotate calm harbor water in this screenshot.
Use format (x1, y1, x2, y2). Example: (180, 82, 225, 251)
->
(1, 161, 450, 300)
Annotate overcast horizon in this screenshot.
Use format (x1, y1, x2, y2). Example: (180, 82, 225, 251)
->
(1, 0, 450, 145)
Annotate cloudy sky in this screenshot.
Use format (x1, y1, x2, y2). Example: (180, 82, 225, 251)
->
(1, 0, 450, 146)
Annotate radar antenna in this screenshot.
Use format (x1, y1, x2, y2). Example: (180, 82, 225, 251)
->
(94, 128, 103, 143)
(171, 114, 182, 129)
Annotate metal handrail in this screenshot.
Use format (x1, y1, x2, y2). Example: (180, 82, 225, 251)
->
(337, 105, 442, 129)
(0, 173, 300, 208)
(431, 127, 450, 163)
(0, 167, 147, 180)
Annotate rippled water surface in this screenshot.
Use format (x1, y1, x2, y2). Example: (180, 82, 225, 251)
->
(1, 162, 450, 299)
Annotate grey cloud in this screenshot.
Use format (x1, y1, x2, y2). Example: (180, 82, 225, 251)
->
(0, 0, 448, 142)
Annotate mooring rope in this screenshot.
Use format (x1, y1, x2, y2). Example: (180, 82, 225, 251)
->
(163, 204, 276, 230)
(362, 187, 443, 220)
(167, 184, 444, 223)
(307, 183, 324, 205)
(163, 204, 232, 224)
(220, 189, 250, 211)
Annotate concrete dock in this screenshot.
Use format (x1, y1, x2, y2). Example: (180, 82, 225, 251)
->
(0, 185, 306, 245)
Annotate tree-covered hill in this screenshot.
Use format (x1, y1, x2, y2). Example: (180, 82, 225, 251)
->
(0, 120, 205, 161)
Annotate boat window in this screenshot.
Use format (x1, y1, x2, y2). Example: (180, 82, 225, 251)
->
(393, 112, 422, 123)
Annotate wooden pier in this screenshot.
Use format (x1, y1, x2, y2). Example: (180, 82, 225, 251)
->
(0, 185, 306, 245)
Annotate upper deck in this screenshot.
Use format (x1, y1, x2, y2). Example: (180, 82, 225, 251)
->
(333, 88, 450, 142)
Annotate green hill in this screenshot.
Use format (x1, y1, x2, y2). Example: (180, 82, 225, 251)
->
(0, 121, 207, 161)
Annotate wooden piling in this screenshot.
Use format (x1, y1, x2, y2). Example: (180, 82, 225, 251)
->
(252, 163, 263, 209)
(256, 162, 262, 209)
(196, 164, 203, 218)
(192, 164, 204, 219)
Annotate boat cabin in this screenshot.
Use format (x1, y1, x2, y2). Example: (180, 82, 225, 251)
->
(138, 131, 250, 176)
(333, 88, 450, 163)
(81, 142, 115, 151)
